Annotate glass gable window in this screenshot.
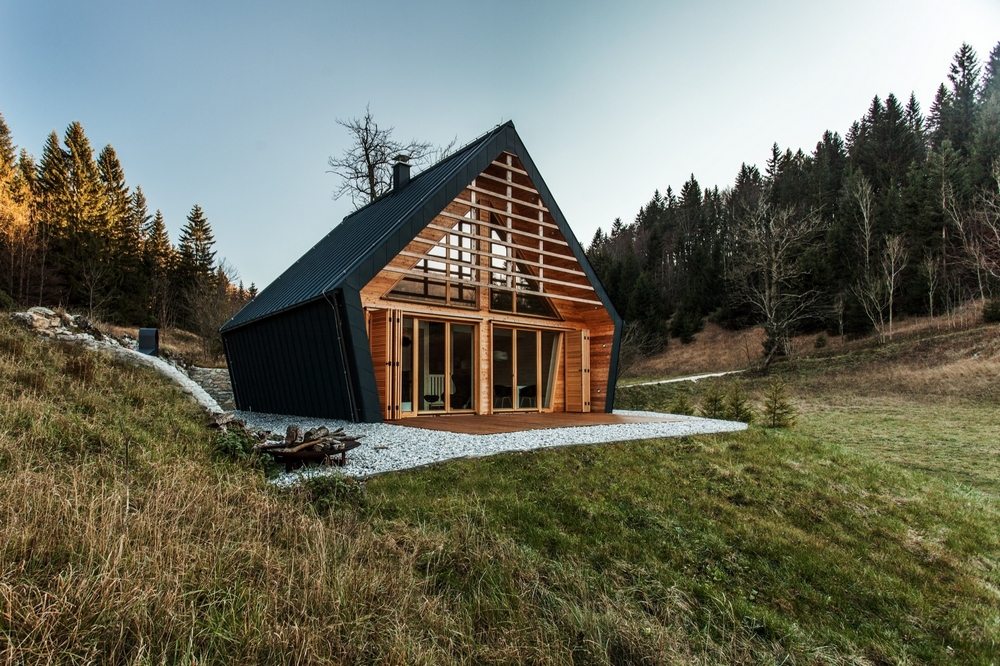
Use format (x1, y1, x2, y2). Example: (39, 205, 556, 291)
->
(388, 217, 478, 308)
(488, 223, 558, 319)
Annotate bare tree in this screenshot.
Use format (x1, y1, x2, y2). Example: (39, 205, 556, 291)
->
(921, 250, 940, 319)
(945, 162, 1000, 298)
(881, 235, 908, 339)
(188, 260, 245, 360)
(615, 321, 660, 380)
(849, 175, 909, 342)
(729, 192, 821, 367)
(326, 106, 433, 209)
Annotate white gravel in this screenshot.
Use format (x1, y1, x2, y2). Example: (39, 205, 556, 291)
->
(236, 409, 747, 484)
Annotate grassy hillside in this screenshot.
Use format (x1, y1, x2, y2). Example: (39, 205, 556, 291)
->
(0, 318, 997, 663)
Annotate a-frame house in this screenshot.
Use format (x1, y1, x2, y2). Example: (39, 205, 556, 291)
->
(221, 122, 622, 422)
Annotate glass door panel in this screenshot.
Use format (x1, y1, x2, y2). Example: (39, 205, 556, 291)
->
(449, 323, 475, 411)
(540, 330, 561, 409)
(417, 320, 446, 412)
(400, 317, 415, 415)
(515, 330, 539, 408)
(492, 327, 514, 409)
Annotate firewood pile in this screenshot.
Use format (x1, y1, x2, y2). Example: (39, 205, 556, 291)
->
(207, 413, 363, 470)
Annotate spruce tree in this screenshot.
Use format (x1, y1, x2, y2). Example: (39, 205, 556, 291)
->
(0, 113, 15, 178)
(927, 84, 953, 150)
(145, 209, 176, 326)
(61, 122, 109, 313)
(982, 42, 1000, 103)
(35, 131, 70, 303)
(946, 43, 981, 156)
(175, 204, 216, 328)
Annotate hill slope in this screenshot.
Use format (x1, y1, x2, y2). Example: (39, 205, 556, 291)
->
(0, 318, 997, 663)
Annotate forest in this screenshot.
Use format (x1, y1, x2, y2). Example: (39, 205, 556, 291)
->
(588, 42, 1000, 362)
(0, 116, 252, 347)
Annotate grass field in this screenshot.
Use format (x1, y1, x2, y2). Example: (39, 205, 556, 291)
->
(0, 316, 997, 663)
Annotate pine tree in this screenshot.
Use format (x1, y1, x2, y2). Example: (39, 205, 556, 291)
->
(97, 145, 142, 320)
(946, 43, 981, 156)
(145, 209, 176, 326)
(0, 114, 15, 179)
(0, 115, 32, 301)
(247, 282, 258, 299)
(177, 204, 216, 277)
(34, 131, 70, 303)
(698, 382, 726, 419)
(927, 83, 953, 150)
(762, 380, 796, 428)
(982, 42, 1000, 103)
(61, 122, 109, 313)
(175, 204, 216, 328)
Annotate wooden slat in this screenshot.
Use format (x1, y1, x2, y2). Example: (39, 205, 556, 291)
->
(452, 198, 558, 228)
(477, 171, 544, 196)
(389, 257, 594, 294)
(466, 185, 548, 212)
(438, 210, 565, 245)
(397, 249, 586, 279)
(378, 267, 604, 305)
(424, 223, 576, 262)
(491, 159, 529, 176)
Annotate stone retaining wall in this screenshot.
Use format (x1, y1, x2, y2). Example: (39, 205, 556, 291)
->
(188, 367, 235, 411)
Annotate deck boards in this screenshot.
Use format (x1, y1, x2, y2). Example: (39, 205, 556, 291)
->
(388, 412, 681, 435)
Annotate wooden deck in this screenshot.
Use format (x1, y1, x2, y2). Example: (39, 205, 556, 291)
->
(388, 411, 681, 435)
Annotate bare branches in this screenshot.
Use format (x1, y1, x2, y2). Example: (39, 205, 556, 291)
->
(326, 106, 433, 209)
(850, 175, 909, 342)
(945, 162, 1000, 297)
(921, 251, 940, 318)
(729, 191, 821, 366)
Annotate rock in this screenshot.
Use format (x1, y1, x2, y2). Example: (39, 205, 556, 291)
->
(10, 312, 34, 328)
(27, 306, 56, 317)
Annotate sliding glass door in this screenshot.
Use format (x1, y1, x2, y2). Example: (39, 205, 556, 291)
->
(492, 326, 562, 411)
(399, 316, 477, 415)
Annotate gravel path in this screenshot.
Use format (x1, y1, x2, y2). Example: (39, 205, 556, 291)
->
(236, 409, 747, 484)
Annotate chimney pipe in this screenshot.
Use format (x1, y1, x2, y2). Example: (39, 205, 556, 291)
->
(392, 154, 411, 190)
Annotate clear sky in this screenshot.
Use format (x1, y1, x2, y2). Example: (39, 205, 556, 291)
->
(2, 1, 998, 288)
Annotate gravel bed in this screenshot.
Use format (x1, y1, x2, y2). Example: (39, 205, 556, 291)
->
(236, 410, 747, 485)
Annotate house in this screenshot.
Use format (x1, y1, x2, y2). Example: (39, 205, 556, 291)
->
(220, 122, 622, 422)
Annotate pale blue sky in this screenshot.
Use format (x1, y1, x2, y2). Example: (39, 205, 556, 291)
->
(2, 1, 998, 287)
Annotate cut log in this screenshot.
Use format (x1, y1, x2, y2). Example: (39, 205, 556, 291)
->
(285, 425, 302, 444)
(207, 412, 236, 429)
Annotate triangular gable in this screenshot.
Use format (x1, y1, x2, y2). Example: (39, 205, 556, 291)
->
(368, 151, 600, 320)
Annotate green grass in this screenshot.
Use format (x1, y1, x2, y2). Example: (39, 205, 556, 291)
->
(1, 317, 998, 663)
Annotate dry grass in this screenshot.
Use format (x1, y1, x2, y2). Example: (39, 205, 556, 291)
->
(2, 317, 998, 663)
(630, 300, 987, 380)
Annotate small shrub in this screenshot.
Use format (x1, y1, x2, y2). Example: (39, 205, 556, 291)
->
(984, 299, 1000, 324)
(669, 307, 703, 344)
(724, 384, 754, 423)
(762, 380, 796, 428)
(301, 474, 366, 512)
(212, 428, 258, 463)
(668, 391, 695, 416)
(0, 288, 14, 311)
(698, 382, 726, 419)
(814, 333, 828, 349)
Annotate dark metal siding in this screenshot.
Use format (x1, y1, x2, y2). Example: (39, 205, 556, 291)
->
(222, 298, 359, 419)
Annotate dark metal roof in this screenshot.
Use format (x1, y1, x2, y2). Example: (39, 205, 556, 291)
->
(221, 120, 622, 339)
(221, 123, 508, 332)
